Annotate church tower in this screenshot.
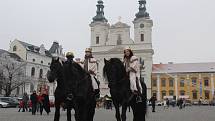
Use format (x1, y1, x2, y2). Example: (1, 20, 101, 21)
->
(133, 0, 153, 45)
(90, 0, 109, 47)
(133, 0, 154, 99)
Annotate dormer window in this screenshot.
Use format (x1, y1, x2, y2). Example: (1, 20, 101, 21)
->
(13, 46, 17, 51)
(96, 36, 99, 44)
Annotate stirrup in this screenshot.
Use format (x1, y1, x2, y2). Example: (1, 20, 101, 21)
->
(136, 96, 142, 103)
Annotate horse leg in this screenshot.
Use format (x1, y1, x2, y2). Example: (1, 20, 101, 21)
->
(67, 107, 72, 121)
(87, 99, 96, 121)
(54, 101, 60, 121)
(121, 104, 127, 121)
(113, 101, 121, 121)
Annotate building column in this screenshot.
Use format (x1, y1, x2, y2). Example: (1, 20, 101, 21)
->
(199, 74, 202, 98)
(211, 74, 214, 97)
(156, 74, 160, 101)
(186, 74, 190, 97)
(174, 75, 178, 100)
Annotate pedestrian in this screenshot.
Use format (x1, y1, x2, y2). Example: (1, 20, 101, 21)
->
(30, 90, 38, 115)
(22, 92, 29, 112)
(166, 98, 170, 108)
(149, 95, 157, 112)
(41, 91, 50, 115)
(123, 46, 142, 103)
(37, 92, 43, 114)
(18, 100, 23, 112)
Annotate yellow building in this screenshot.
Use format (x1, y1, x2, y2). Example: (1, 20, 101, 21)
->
(152, 62, 215, 102)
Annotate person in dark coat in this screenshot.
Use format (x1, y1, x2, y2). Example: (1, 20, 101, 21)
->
(30, 91, 38, 115)
(41, 91, 50, 115)
(22, 92, 29, 112)
(149, 95, 157, 112)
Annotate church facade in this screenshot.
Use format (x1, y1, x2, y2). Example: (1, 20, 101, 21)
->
(90, 0, 154, 98)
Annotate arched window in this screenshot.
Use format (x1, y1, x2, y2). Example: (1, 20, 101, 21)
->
(31, 67, 35, 77)
(39, 69, 43, 78)
(13, 46, 17, 51)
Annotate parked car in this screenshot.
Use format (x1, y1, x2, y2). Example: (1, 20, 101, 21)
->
(0, 101, 9, 108)
(0, 97, 19, 108)
(156, 101, 164, 106)
(201, 100, 210, 105)
(209, 100, 215, 106)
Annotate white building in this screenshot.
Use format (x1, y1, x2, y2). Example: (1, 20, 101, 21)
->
(9, 39, 64, 96)
(90, 0, 154, 98)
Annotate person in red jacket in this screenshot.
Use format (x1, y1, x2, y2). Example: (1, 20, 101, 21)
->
(18, 100, 24, 112)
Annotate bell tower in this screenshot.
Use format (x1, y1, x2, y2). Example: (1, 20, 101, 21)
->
(90, 0, 109, 47)
(133, 0, 153, 45)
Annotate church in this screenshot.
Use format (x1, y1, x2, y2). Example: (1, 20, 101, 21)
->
(89, 0, 154, 99)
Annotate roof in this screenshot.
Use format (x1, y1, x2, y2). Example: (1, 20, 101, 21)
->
(0, 49, 23, 62)
(152, 62, 215, 74)
(49, 41, 59, 54)
(18, 40, 52, 57)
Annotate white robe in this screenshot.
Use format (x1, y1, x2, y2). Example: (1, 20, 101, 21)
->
(83, 58, 99, 90)
(124, 56, 142, 94)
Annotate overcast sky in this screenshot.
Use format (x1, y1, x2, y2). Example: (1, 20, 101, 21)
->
(0, 0, 214, 64)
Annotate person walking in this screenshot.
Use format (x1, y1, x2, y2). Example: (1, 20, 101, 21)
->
(41, 90, 50, 115)
(149, 95, 157, 112)
(22, 92, 29, 112)
(30, 90, 38, 115)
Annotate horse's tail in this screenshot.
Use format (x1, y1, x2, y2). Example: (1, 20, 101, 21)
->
(142, 82, 148, 116)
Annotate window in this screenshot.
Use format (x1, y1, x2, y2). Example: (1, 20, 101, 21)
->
(192, 91, 197, 99)
(152, 80, 157, 87)
(117, 34, 122, 45)
(169, 90, 174, 96)
(180, 79, 184, 87)
(169, 79, 174, 87)
(13, 46, 17, 51)
(204, 79, 209, 87)
(31, 67, 35, 77)
(39, 69, 43, 78)
(96, 36, 99, 44)
(41, 61, 43, 64)
(161, 91, 166, 99)
(161, 80, 166, 87)
(16, 87, 20, 95)
(141, 34, 144, 41)
(48, 63, 50, 65)
(192, 79, 197, 86)
(33, 59, 35, 62)
(180, 90, 185, 96)
(205, 91, 210, 99)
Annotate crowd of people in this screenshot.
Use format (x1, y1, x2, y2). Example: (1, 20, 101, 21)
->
(18, 90, 50, 115)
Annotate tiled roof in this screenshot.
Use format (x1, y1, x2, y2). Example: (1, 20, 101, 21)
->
(153, 62, 215, 74)
(18, 40, 52, 57)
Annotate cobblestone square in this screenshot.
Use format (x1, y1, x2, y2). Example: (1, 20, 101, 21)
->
(0, 106, 215, 121)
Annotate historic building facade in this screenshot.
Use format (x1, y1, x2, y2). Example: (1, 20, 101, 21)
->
(9, 39, 64, 96)
(152, 63, 215, 102)
(90, 0, 154, 98)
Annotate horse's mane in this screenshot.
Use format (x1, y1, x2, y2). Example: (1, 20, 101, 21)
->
(103, 58, 127, 82)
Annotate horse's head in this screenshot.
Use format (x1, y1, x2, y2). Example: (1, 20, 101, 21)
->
(47, 57, 63, 83)
(103, 58, 126, 85)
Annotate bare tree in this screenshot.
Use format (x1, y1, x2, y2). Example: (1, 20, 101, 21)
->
(0, 53, 26, 97)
